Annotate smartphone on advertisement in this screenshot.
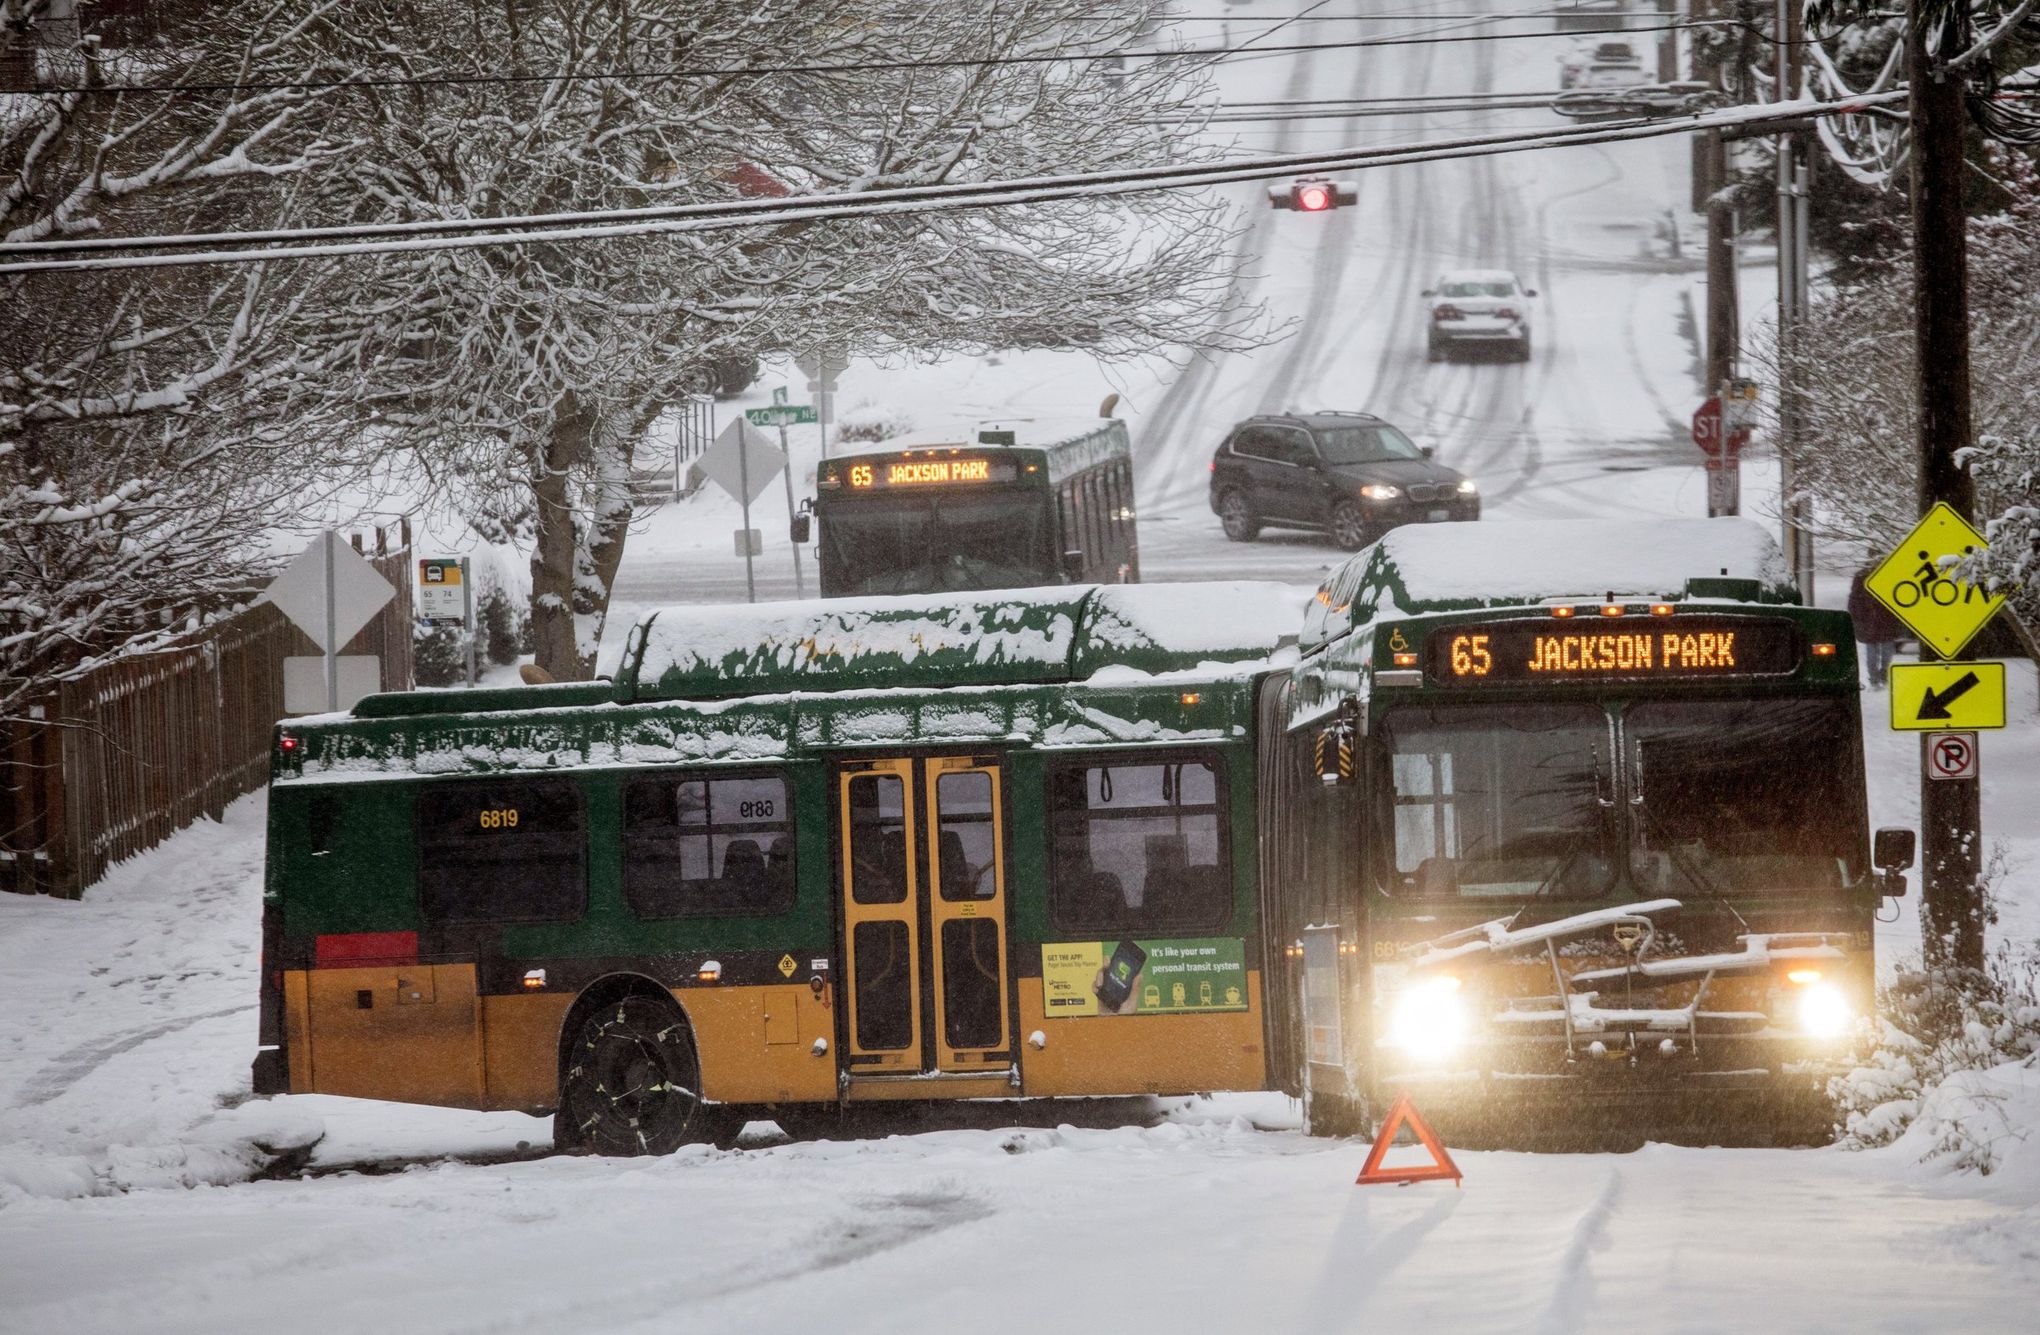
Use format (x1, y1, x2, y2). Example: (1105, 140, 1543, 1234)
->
(1094, 939, 1147, 1012)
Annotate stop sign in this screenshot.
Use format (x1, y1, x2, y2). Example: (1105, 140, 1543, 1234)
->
(1692, 396, 1749, 458)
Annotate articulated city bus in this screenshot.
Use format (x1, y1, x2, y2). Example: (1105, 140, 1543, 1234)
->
(253, 583, 1299, 1153)
(810, 417, 1138, 597)
(254, 518, 1907, 1150)
(1255, 518, 1914, 1142)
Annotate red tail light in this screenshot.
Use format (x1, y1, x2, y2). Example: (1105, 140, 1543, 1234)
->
(1496, 306, 1520, 321)
(1433, 305, 1463, 322)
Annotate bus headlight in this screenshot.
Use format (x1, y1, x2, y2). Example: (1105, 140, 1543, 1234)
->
(1389, 976, 1468, 1060)
(1797, 982, 1852, 1038)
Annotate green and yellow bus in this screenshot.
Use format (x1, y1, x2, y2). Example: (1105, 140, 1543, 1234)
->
(254, 518, 1910, 1150)
(810, 417, 1138, 597)
(254, 582, 1300, 1153)
(1256, 518, 1914, 1141)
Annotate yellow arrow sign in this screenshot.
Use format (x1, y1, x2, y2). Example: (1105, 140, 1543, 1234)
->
(1864, 504, 2005, 657)
(1888, 661, 2007, 731)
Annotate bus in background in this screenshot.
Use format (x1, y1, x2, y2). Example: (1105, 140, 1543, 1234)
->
(810, 417, 1137, 597)
(1255, 518, 1915, 1145)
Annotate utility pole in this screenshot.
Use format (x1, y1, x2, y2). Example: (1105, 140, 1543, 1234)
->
(1907, 1, 1984, 970)
(1696, 0, 1739, 401)
(1774, 0, 1815, 603)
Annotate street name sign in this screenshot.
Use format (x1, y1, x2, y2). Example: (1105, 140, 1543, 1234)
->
(1889, 661, 2006, 731)
(697, 419, 786, 506)
(263, 532, 396, 653)
(745, 404, 817, 426)
(1864, 503, 2005, 657)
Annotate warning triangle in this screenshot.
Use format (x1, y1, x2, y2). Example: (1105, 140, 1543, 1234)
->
(1355, 1093, 1462, 1187)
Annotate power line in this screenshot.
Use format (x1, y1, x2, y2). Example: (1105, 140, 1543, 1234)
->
(11, 20, 1731, 98)
(0, 91, 1907, 276)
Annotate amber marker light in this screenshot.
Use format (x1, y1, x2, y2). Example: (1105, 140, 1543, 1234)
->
(698, 960, 723, 982)
(1179, 692, 1201, 706)
(522, 969, 547, 990)
(1393, 652, 1419, 667)
(1600, 604, 1625, 617)
(1551, 606, 1576, 618)
(1811, 643, 1838, 657)
(1650, 604, 1675, 617)
(1787, 968, 1823, 986)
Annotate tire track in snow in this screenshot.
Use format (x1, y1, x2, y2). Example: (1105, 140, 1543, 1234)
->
(1532, 1164, 1623, 1334)
(10, 1004, 251, 1109)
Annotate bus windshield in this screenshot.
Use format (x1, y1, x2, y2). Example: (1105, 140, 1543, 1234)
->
(1625, 698, 1864, 896)
(819, 492, 1055, 596)
(1380, 703, 1617, 898)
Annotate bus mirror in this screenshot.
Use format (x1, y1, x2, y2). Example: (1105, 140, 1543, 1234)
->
(1873, 827, 1915, 873)
(1063, 549, 1087, 580)
(790, 514, 811, 545)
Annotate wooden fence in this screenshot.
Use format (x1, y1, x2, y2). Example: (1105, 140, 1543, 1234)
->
(1, 526, 413, 899)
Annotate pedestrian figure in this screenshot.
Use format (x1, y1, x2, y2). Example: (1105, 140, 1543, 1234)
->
(1848, 565, 1901, 688)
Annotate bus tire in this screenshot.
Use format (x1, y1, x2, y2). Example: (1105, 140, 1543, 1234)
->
(557, 994, 728, 1156)
(1218, 490, 1261, 542)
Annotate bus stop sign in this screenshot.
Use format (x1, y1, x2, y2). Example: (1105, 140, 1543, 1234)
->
(1863, 503, 2005, 657)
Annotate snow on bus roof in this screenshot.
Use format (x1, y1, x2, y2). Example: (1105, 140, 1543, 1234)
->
(1300, 517, 1794, 655)
(621, 580, 1304, 701)
(837, 416, 1122, 458)
(1373, 517, 1789, 606)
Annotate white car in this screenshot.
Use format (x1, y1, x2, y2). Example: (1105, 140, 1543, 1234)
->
(1558, 38, 1644, 88)
(1423, 270, 1537, 363)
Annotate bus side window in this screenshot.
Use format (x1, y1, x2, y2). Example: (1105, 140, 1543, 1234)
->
(624, 771, 796, 917)
(1046, 754, 1230, 934)
(416, 779, 585, 922)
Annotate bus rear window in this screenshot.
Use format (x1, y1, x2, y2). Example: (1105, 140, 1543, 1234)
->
(624, 773, 795, 917)
(1047, 756, 1230, 933)
(416, 780, 585, 922)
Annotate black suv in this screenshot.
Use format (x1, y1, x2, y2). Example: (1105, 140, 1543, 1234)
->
(1208, 411, 1479, 550)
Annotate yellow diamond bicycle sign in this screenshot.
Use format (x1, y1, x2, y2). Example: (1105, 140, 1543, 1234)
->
(1864, 503, 2004, 657)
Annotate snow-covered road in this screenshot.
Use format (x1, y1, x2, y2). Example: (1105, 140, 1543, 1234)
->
(608, 0, 1724, 612)
(7, 1098, 2040, 1335)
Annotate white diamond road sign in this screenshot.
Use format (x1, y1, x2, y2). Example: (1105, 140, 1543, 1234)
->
(795, 347, 848, 387)
(261, 532, 396, 653)
(697, 419, 786, 507)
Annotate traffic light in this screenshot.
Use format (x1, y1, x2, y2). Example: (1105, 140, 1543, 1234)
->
(1268, 176, 1357, 212)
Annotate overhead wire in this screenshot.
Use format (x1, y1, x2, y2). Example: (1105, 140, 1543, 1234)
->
(0, 91, 1908, 276)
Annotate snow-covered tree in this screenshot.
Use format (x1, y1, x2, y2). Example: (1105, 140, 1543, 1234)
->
(299, 0, 1254, 678)
(1, 1, 365, 720)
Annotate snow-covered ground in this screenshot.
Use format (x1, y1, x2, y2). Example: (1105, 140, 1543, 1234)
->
(2, 668, 2035, 1332)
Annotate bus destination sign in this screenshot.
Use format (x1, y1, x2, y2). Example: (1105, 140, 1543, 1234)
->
(1426, 616, 1801, 685)
(842, 455, 1020, 490)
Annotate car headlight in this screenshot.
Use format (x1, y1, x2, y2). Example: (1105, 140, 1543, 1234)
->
(1389, 976, 1468, 1060)
(1796, 982, 1852, 1038)
(1456, 479, 1478, 494)
(1360, 484, 1401, 501)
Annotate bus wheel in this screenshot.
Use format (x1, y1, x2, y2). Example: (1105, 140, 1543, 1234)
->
(1218, 491, 1261, 542)
(558, 996, 726, 1156)
(1329, 502, 1374, 552)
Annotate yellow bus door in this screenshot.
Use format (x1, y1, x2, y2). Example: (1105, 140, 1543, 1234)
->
(925, 757, 1011, 1070)
(837, 756, 1011, 1078)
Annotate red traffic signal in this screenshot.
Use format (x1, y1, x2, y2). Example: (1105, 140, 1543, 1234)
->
(1268, 176, 1357, 212)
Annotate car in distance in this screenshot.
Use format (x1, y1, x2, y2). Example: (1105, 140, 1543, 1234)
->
(1558, 37, 1642, 88)
(1208, 411, 1479, 551)
(1423, 269, 1536, 362)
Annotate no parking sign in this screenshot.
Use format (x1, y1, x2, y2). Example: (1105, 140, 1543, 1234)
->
(1925, 731, 1979, 782)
